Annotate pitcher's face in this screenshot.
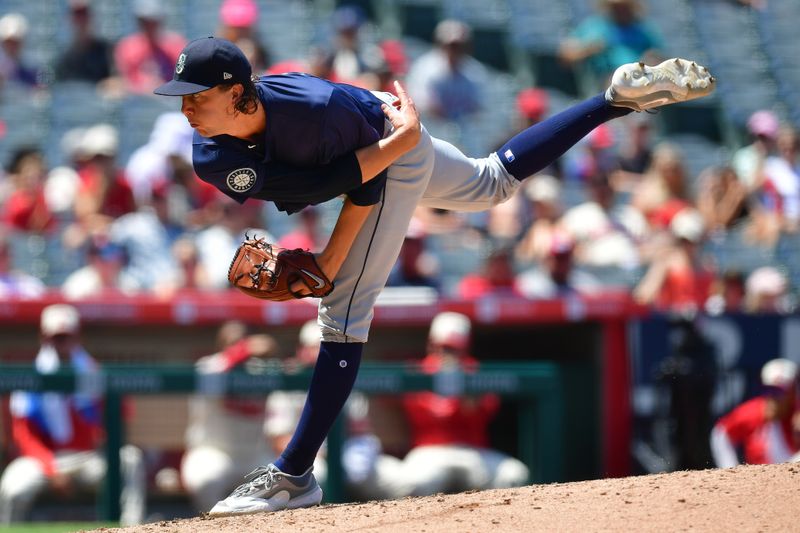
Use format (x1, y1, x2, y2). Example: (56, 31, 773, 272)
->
(181, 85, 239, 137)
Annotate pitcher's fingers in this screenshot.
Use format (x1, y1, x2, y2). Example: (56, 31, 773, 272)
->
(394, 80, 412, 106)
(381, 103, 399, 119)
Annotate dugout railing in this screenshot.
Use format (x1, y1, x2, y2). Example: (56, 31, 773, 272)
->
(0, 362, 564, 522)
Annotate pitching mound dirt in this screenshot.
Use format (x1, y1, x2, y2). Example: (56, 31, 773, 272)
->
(97, 462, 800, 532)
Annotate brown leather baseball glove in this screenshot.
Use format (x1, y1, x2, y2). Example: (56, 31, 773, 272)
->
(227, 237, 334, 301)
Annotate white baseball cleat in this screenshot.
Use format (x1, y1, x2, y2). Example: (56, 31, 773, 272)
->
(606, 58, 716, 112)
(208, 464, 323, 516)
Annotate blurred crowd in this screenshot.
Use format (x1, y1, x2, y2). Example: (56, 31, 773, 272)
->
(0, 0, 798, 315)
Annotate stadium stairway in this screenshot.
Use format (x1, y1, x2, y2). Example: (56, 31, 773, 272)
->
(754, 0, 800, 129)
(691, 0, 787, 136)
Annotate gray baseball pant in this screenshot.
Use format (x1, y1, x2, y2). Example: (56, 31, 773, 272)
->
(319, 99, 519, 342)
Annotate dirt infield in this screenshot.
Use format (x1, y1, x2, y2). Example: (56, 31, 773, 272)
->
(101, 462, 799, 533)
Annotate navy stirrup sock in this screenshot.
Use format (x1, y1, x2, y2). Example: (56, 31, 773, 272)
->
(275, 341, 363, 475)
(497, 93, 632, 180)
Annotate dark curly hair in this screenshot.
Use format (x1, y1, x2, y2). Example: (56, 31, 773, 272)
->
(219, 74, 260, 115)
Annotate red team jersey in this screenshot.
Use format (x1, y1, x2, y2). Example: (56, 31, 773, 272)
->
(402, 354, 500, 448)
(716, 396, 799, 465)
(11, 405, 103, 476)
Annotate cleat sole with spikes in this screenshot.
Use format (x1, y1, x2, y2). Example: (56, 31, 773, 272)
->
(606, 58, 715, 112)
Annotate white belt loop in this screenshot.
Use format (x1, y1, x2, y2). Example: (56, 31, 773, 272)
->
(370, 90, 399, 137)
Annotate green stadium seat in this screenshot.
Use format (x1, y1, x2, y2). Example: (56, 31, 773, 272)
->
(470, 27, 511, 72)
(658, 102, 725, 144)
(398, 2, 443, 43)
(527, 52, 580, 97)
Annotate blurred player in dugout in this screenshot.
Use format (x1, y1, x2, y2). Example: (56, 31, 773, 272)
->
(181, 320, 280, 512)
(710, 358, 800, 467)
(184, 320, 402, 508)
(266, 320, 406, 502)
(396, 312, 529, 495)
(0, 304, 146, 525)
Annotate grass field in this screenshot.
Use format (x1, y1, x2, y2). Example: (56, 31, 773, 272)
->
(0, 523, 116, 533)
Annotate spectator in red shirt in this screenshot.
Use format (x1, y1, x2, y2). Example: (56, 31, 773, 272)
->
(2, 147, 53, 233)
(631, 142, 691, 229)
(278, 207, 322, 252)
(181, 321, 280, 513)
(710, 358, 800, 467)
(0, 304, 146, 525)
(399, 312, 529, 495)
(73, 124, 136, 231)
(457, 247, 521, 299)
(634, 207, 715, 312)
(113, 0, 186, 94)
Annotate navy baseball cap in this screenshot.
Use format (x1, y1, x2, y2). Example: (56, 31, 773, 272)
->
(154, 37, 252, 96)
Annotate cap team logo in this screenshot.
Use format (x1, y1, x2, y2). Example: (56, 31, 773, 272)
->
(175, 53, 186, 74)
(226, 168, 257, 193)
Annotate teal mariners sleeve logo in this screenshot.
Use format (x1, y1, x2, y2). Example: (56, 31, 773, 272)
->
(175, 53, 186, 74)
(227, 168, 257, 192)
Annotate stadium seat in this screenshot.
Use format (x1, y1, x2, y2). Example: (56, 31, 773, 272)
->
(526, 52, 581, 97)
(0, 85, 50, 166)
(442, 0, 510, 26)
(47, 82, 121, 166)
(183, 0, 220, 39)
(641, 0, 708, 63)
(754, 0, 800, 129)
(118, 95, 178, 165)
(258, 0, 317, 65)
(0, 0, 59, 71)
(470, 27, 512, 73)
(425, 232, 485, 295)
(507, 0, 571, 53)
(441, 0, 513, 72)
(691, 0, 785, 131)
(8, 232, 51, 284)
(775, 232, 800, 283)
(336, 0, 377, 22)
(658, 101, 725, 144)
(666, 134, 729, 187)
(703, 225, 777, 276)
(397, 1, 443, 43)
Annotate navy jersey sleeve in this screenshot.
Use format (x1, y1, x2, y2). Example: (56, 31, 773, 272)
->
(347, 170, 387, 206)
(193, 140, 364, 213)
